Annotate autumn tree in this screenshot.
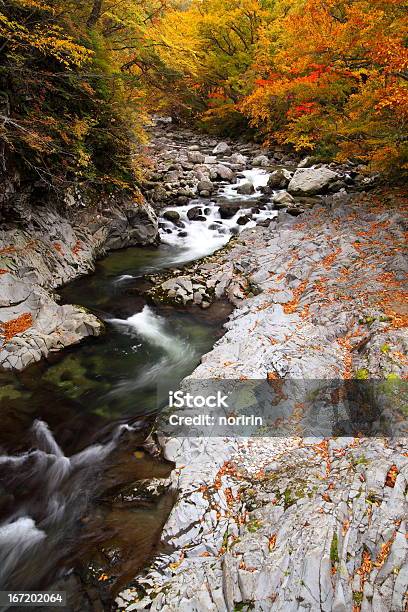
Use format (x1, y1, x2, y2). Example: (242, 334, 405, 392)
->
(1, 0, 406, 188)
(140, 0, 407, 172)
(0, 0, 168, 196)
(241, 0, 408, 172)
(142, 0, 274, 132)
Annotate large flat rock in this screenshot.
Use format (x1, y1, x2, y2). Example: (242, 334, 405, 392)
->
(288, 166, 339, 195)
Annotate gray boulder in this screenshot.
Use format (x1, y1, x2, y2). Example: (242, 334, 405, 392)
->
(194, 164, 218, 181)
(230, 153, 247, 165)
(288, 166, 339, 195)
(197, 180, 214, 193)
(160, 276, 194, 305)
(272, 191, 295, 207)
(104, 201, 158, 249)
(204, 156, 217, 164)
(163, 210, 180, 222)
(187, 206, 204, 221)
(236, 182, 255, 195)
(252, 154, 269, 167)
(212, 142, 231, 155)
(219, 203, 240, 219)
(214, 164, 235, 182)
(187, 150, 206, 164)
(176, 195, 189, 206)
(237, 214, 251, 225)
(267, 169, 292, 189)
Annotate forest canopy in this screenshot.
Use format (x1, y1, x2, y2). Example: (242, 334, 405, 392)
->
(148, 0, 408, 173)
(0, 0, 407, 194)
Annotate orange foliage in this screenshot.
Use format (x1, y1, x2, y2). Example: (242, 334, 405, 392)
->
(71, 240, 82, 255)
(312, 439, 331, 477)
(0, 245, 16, 255)
(240, 0, 408, 171)
(385, 465, 398, 488)
(283, 280, 307, 314)
(0, 313, 33, 342)
(322, 248, 342, 270)
(268, 534, 277, 551)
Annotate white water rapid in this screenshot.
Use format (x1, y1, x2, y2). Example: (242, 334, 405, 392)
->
(158, 168, 278, 264)
(107, 306, 197, 393)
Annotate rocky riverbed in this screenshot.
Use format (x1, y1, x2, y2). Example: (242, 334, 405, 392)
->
(0, 119, 378, 372)
(1, 120, 407, 611)
(146, 191, 407, 382)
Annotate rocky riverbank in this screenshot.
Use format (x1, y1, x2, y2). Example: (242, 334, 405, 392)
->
(117, 187, 408, 611)
(0, 191, 157, 370)
(146, 190, 407, 381)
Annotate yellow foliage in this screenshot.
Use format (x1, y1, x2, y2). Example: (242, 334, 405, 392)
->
(0, 12, 92, 67)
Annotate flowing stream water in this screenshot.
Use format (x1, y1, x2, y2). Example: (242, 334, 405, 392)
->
(0, 166, 275, 610)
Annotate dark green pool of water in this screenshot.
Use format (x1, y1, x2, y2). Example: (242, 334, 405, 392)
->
(0, 245, 230, 454)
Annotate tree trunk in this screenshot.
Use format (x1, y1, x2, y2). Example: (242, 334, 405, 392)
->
(87, 0, 103, 28)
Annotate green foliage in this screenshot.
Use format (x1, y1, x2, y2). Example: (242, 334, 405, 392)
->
(247, 519, 262, 532)
(355, 369, 370, 380)
(330, 532, 339, 564)
(234, 603, 255, 612)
